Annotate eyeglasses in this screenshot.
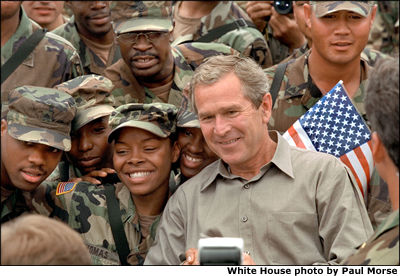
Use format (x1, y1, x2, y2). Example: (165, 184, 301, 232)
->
(117, 31, 168, 44)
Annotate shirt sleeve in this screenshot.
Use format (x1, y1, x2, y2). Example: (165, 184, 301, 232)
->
(144, 188, 188, 265)
(314, 157, 374, 264)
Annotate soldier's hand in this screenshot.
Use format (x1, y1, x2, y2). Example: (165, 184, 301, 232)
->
(246, 1, 274, 32)
(182, 248, 199, 265)
(267, 8, 306, 51)
(70, 168, 116, 184)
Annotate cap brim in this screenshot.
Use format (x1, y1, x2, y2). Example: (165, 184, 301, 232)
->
(116, 18, 173, 34)
(177, 120, 200, 128)
(108, 121, 168, 143)
(73, 105, 115, 132)
(8, 124, 71, 151)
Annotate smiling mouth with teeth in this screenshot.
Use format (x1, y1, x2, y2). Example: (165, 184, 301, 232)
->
(129, 171, 152, 178)
(184, 154, 202, 163)
(220, 138, 239, 145)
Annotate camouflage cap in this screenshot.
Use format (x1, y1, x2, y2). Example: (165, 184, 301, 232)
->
(310, 1, 373, 18)
(55, 75, 115, 132)
(6, 86, 76, 151)
(177, 110, 200, 128)
(108, 103, 178, 143)
(112, 1, 173, 34)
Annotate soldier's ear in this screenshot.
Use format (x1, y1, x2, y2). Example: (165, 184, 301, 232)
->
(303, 3, 312, 30)
(171, 141, 180, 163)
(1, 119, 8, 136)
(369, 5, 377, 28)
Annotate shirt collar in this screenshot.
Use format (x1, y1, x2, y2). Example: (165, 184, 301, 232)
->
(200, 131, 295, 192)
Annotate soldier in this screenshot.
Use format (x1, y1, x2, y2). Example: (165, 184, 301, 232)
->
(1, 214, 91, 265)
(52, 1, 121, 75)
(1, 1, 82, 119)
(280, 1, 389, 65)
(22, 1, 67, 31)
(171, 1, 273, 68)
(245, 1, 307, 65)
(367, 1, 399, 56)
(43, 74, 116, 186)
(1, 86, 76, 223)
(263, 1, 393, 229)
(171, 108, 218, 192)
(32, 103, 180, 265)
(145, 55, 372, 265)
(343, 58, 399, 265)
(104, 1, 238, 108)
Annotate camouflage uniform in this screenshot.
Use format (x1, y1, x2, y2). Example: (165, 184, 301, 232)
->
(367, 1, 399, 56)
(1, 86, 76, 223)
(104, 1, 239, 108)
(30, 103, 178, 265)
(42, 75, 116, 185)
(104, 42, 238, 108)
(1, 7, 83, 118)
(342, 210, 399, 265)
(52, 16, 121, 75)
(172, 1, 273, 68)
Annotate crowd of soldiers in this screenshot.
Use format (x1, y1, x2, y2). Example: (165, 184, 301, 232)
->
(1, 1, 399, 266)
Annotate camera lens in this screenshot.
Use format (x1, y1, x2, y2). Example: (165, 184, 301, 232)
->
(274, 1, 293, 15)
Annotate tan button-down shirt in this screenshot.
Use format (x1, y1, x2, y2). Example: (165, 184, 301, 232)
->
(145, 132, 373, 265)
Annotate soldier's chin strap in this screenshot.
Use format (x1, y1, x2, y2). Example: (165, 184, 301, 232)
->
(104, 184, 130, 265)
(1, 28, 47, 84)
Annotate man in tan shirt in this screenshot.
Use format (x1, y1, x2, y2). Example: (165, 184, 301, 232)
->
(144, 55, 373, 265)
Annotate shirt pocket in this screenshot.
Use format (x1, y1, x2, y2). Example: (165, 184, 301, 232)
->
(266, 212, 321, 265)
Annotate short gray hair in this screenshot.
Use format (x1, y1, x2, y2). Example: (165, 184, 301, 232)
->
(188, 55, 270, 114)
(365, 57, 399, 168)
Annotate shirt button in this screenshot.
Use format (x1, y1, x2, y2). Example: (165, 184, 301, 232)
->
(241, 216, 248, 222)
(243, 184, 250, 189)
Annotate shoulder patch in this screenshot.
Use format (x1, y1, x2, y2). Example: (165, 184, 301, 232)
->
(56, 181, 77, 195)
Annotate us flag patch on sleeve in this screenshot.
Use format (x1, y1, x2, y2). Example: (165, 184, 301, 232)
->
(56, 181, 77, 195)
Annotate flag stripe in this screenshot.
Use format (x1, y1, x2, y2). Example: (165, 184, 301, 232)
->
(283, 130, 297, 147)
(340, 155, 365, 198)
(346, 150, 368, 200)
(362, 141, 374, 179)
(354, 145, 371, 184)
(293, 121, 317, 151)
(287, 125, 306, 149)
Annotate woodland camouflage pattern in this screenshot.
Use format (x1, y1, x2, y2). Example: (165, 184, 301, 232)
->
(342, 210, 399, 265)
(310, 1, 373, 18)
(55, 74, 115, 131)
(108, 103, 178, 141)
(172, 1, 272, 68)
(367, 1, 399, 56)
(1, 8, 83, 118)
(103, 42, 238, 108)
(52, 16, 121, 75)
(6, 86, 76, 151)
(27, 182, 161, 265)
(112, 1, 173, 34)
(264, 50, 393, 229)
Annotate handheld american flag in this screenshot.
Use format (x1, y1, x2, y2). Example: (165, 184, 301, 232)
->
(283, 80, 373, 201)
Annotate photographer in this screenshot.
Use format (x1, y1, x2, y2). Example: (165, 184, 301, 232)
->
(246, 1, 306, 64)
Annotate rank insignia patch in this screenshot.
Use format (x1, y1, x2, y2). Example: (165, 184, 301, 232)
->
(56, 181, 77, 195)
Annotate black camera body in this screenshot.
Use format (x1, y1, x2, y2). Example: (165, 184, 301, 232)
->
(274, 1, 293, 15)
(198, 237, 243, 266)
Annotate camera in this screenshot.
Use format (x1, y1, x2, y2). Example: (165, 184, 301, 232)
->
(274, 1, 293, 15)
(198, 237, 243, 265)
